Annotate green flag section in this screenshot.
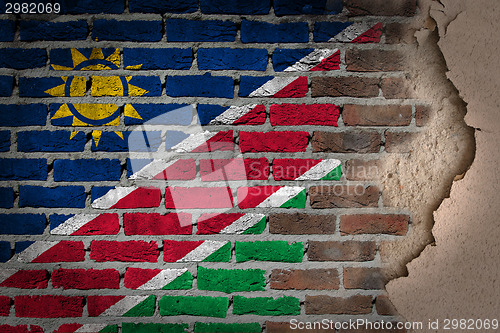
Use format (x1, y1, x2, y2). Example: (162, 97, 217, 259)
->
(242, 216, 267, 234)
(321, 164, 342, 180)
(194, 322, 261, 333)
(202, 242, 231, 262)
(122, 295, 155, 317)
(232, 296, 300, 316)
(159, 295, 229, 318)
(100, 325, 118, 333)
(162, 270, 193, 290)
(280, 188, 306, 208)
(235, 241, 304, 263)
(197, 266, 265, 293)
(122, 323, 188, 333)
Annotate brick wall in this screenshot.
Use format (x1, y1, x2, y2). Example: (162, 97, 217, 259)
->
(0, 0, 422, 331)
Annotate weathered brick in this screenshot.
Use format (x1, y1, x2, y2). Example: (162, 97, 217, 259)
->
(198, 48, 268, 71)
(0, 104, 47, 127)
(0, 76, 13, 97)
(123, 323, 188, 333)
(310, 185, 379, 208)
(91, 76, 161, 97)
(87, 295, 155, 317)
(270, 104, 340, 126)
(0, 131, 9, 152)
(124, 103, 192, 126)
(159, 296, 228, 318)
(343, 105, 412, 126)
(0, 296, 10, 316)
(385, 23, 417, 44)
(124, 213, 192, 235)
(270, 269, 339, 290)
(53, 159, 121, 182)
(15, 295, 84, 318)
(19, 77, 86, 97)
(340, 214, 409, 235)
(0, 20, 15, 41)
(200, 158, 269, 181)
(274, 0, 342, 15)
(164, 240, 231, 263)
(15, 241, 84, 263)
(233, 296, 300, 315)
(344, 267, 385, 289)
(0, 269, 49, 289)
(124, 48, 192, 70)
(0, 159, 47, 181)
(241, 20, 308, 43)
(0, 187, 13, 208)
(381, 77, 414, 99)
(167, 19, 237, 42)
(200, 0, 270, 14)
(17, 131, 86, 152)
(0, 49, 47, 69)
(305, 295, 372, 314)
(90, 241, 159, 262)
(385, 131, 418, 153)
(129, 0, 197, 13)
(91, 131, 161, 152)
(167, 74, 234, 98)
(0, 214, 45, 235)
(375, 295, 399, 315)
(416, 105, 431, 127)
(346, 159, 381, 181)
(237, 186, 306, 209)
(165, 187, 233, 209)
(19, 186, 85, 208)
(308, 241, 376, 261)
(124, 267, 192, 290)
(239, 131, 308, 152)
(344, 0, 417, 16)
(239, 76, 308, 98)
(195, 322, 261, 333)
(0, 242, 10, 262)
(197, 266, 265, 293)
(312, 131, 381, 153)
(197, 104, 266, 125)
(93, 20, 162, 42)
(235, 241, 303, 263)
(197, 213, 266, 235)
(20, 21, 87, 41)
(269, 213, 335, 234)
(311, 77, 379, 97)
(346, 49, 406, 72)
(61, 0, 124, 14)
(314, 21, 352, 42)
(52, 269, 119, 290)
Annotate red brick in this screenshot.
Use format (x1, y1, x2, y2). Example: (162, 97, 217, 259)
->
(311, 76, 379, 98)
(345, 0, 417, 16)
(344, 267, 385, 289)
(310, 185, 379, 208)
(385, 131, 418, 153)
(270, 104, 340, 126)
(340, 214, 409, 235)
(51, 269, 119, 290)
(273, 159, 322, 181)
(346, 159, 381, 181)
(312, 131, 381, 153)
(415, 105, 431, 126)
(0, 296, 10, 316)
(385, 23, 417, 44)
(87, 295, 125, 317)
(346, 49, 406, 72)
(111, 187, 161, 209)
(239, 131, 308, 153)
(308, 241, 376, 261)
(165, 187, 233, 209)
(381, 77, 414, 99)
(197, 213, 250, 234)
(200, 158, 269, 181)
(123, 213, 192, 235)
(343, 105, 412, 126)
(269, 213, 335, 234)
(31, 241, 85, 263)
(152, 159, 196, 180)
(0, 270, 48, 289)
(90, 240, 159, 262)
(270, 269, 339, 290)
(305, 295, 373, 314)
(15, 295, 84, 318)
(376, 295, 399, 315)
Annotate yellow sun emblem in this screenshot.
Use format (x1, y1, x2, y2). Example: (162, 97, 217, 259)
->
(48, 48, 146, 146)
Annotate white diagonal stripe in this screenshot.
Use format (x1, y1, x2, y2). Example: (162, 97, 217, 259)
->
(220, 214, 266, 234)
(100, 296, 148, 316)
(248, 76, 297, 97)
(170, 131, 217, 152)
(75, 324, 109, 333)
(129, 159, 179, 180)
(208, 104, 258, 125)
(257, 187, 305, 208)
(137, 269, 187, 290)
(329, 22, 374, 42)
(91, 187, 138, 209)
(51, 214, 100, 235)
(15, 241, 58, 263)
(177, 241, 227, 262)
(284, 49, 339, 72)
(296, 159, 341, 180)
(0, 269, 16, 284)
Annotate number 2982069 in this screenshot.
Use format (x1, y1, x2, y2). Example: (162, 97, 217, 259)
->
(5, 2, 61, 14)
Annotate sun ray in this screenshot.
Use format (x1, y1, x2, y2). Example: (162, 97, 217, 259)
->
(71, 48, 89, 68)
(125, 64, 142, 70)
(92, 130, 102, 146)
(106, 48, 121, 68)
(44, 84, 66, 97)
(90, 48, 105, 60)
(51, 104, 73, 119)
(124, 104, 143, 120)
(128, 84, 149, 96)
(114, 131, 124, 139)
(70, 131, 80, 139)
